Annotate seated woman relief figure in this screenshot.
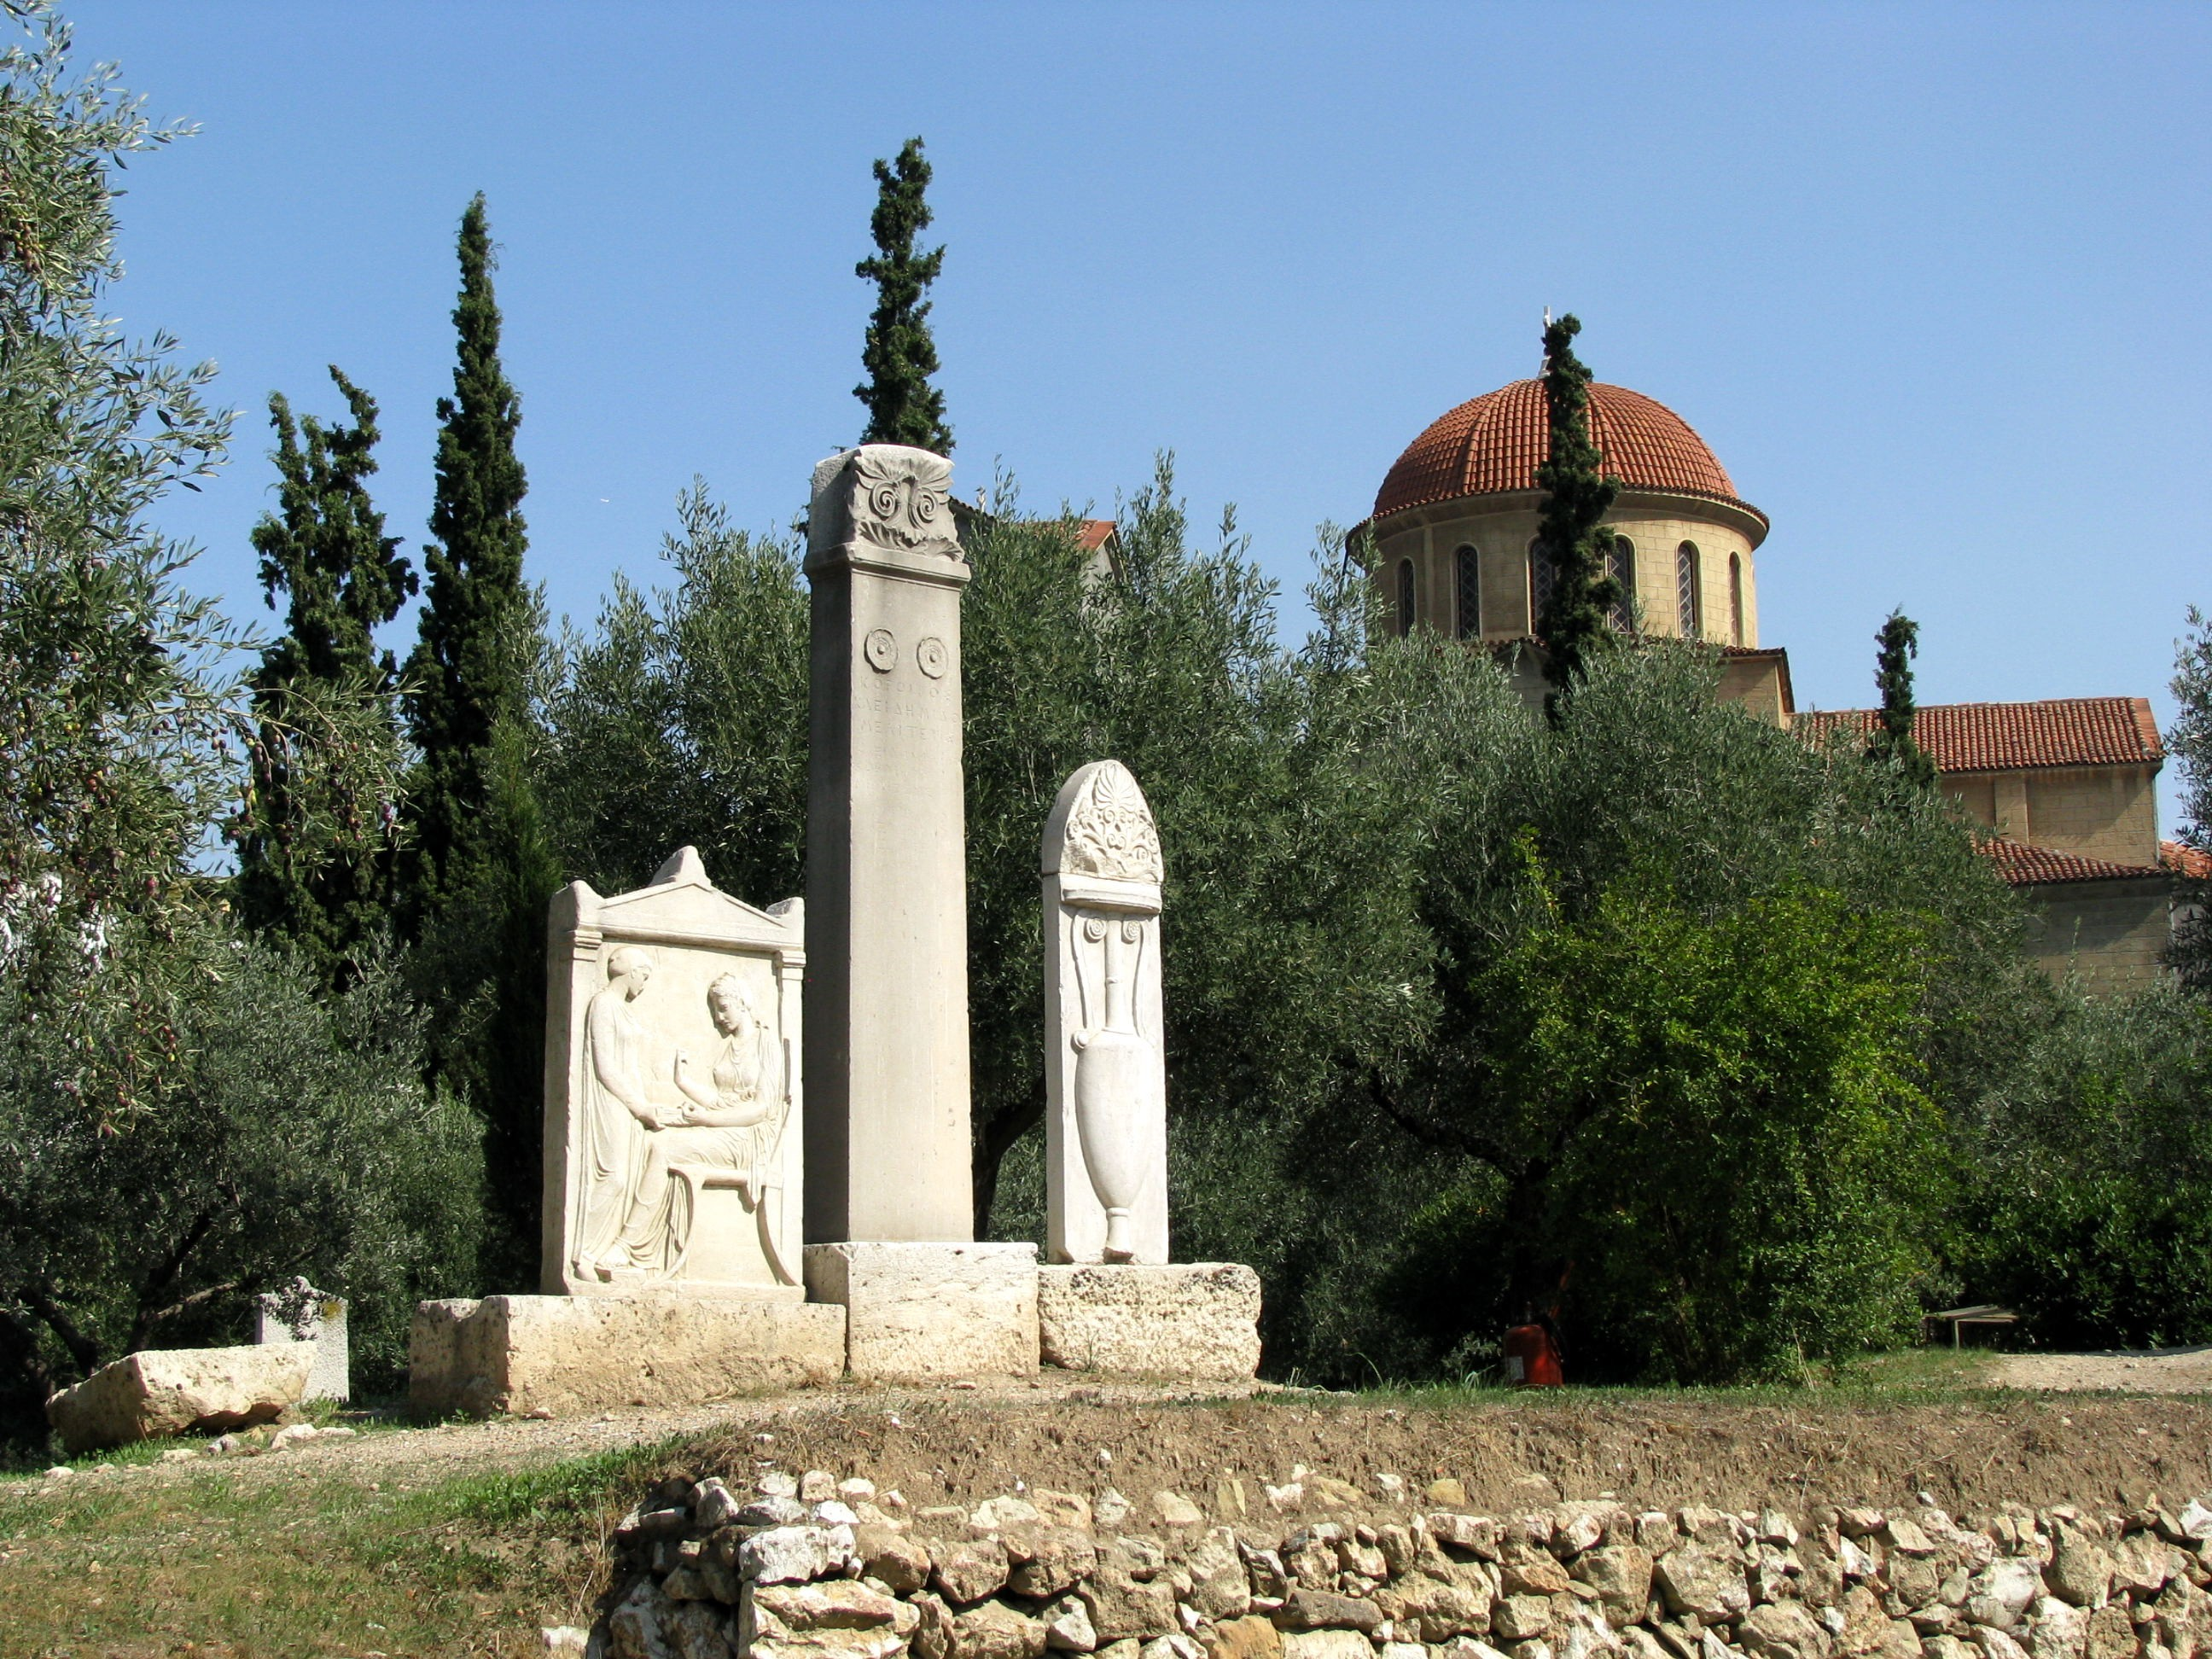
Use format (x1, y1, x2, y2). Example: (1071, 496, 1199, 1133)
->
(606, 972, 794, 1286)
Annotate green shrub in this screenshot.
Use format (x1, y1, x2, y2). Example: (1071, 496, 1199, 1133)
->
(1955, 983, 2212, 1348)
(0, 925, 482, 1452)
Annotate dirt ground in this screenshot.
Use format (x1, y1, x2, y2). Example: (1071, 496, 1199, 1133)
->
(29, 1354, 2212, 1522)
(667, 1386, 2212, 1522)
(1990, 1347, 2212, 1394)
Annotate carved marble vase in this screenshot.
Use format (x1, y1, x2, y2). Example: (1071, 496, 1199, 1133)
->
(1071, 915, 1151, 1260)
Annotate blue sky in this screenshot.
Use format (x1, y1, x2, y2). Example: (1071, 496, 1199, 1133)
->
(69, 3, 2212, 827)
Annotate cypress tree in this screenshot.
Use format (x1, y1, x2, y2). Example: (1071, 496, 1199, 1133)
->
(1532, 313, 1621, 707)
(1869, 608, 1936, 788)
(234, 367, 414, 987)
(403, 192, 533, 915)
(853, 137, 952, 454)
(400, 194, 558, 1288)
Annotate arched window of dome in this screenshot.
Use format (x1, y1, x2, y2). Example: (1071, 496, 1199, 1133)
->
(1605, 536, 1637, 633)
(1528, 540, 1556, 632)
(1396, 557, 1417, 637)
(1728, 552, 1744, 645)
(1454, 544, 1480, 640)
(1676, 543, 1702, 641)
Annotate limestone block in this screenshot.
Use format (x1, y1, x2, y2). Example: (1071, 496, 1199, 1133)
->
(542, 845, 806, 1299)
(46, 1341, 315, 1454)
(805, 1242, 1039, 1380)
(407, 1293, 843, 1418)
(1042, 761, 1169, 1266)
(255, 1278, 349, 1402)
(1036, 1263, 1260, 1380)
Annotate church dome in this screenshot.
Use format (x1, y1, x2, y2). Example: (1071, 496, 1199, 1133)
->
(1374, 379, 1761, 525)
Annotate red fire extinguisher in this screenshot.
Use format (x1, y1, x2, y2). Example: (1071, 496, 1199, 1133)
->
(1501, 1320, 1564, 1386)
(1503, 1286, 1567, 1387)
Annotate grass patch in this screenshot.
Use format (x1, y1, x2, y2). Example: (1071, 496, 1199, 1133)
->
(0, 1435, 676, 1656)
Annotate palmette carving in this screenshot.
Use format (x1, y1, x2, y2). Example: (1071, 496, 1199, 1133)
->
(850, 447, 957, 556)
(1060, 761, 1164, 883)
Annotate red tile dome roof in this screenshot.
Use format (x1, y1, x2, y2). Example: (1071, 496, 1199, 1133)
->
(1375, 380, 1758, 521)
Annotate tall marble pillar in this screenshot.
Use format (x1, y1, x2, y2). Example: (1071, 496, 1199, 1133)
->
(802, 445, 975, 1243)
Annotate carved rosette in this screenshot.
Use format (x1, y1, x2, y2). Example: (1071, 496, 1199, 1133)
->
(1060, 761, 1163, 885)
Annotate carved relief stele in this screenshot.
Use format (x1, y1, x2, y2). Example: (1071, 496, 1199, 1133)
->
(1043, 760, 1168, 1266)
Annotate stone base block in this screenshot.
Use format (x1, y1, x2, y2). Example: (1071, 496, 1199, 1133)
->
(47, 1342, 316, 1455)
(1037, 1262, 1261, 1379)
(409, 1294, 844, 1419)
(803, 1242, 1039, 1381)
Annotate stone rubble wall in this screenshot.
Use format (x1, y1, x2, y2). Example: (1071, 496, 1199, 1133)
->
(593, 1464, 2212, 1659)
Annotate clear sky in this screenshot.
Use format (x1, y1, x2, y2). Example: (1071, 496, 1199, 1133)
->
(67, 2, 2212, 828)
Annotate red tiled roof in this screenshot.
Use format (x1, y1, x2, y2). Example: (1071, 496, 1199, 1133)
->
(1984, 838, 2168, 886)
(1375, 380, 1759, 520)
(1073, 520, 1115, 553)
(2167, 840, 2212, 881)
(1796, 698, 2164, 773)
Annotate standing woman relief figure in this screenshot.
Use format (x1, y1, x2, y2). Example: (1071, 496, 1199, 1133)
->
(572, 946, 666, 1282)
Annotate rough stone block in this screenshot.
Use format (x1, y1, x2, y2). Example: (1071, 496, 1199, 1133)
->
(408, 1293, 843, 1417)
(46, 1342, 315, 1454)
(1037, 1263, 1260, 1379)
(804, 1242, 1039, 1380)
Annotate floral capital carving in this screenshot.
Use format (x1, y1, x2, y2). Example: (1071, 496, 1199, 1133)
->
(808, 445, 963, 571)
(1057, 760, 1163, 884)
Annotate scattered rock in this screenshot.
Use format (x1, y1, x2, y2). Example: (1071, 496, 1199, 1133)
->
(1010, 1528, 1103, 1600)
(1656, 1546, 1752, 1623)
(1152, 1491, 1205, 1529)
(1577, 1546, 1656, 1629)
(1740, 1601, 1835, 1659)
(754, 1580, 905, 1631)
(745, 1525, 847, 1586)
(856, 1524, 933, 1595)
(950, 1599, 1049, 1659)
(1080, 1565, 1181, 1642)
(1045, 1595, 1100, 1652)
(1276, 1590, 1384, 1633)
(2049, 1534, 2116, 1609)
(933, 1534, 1013, 1605)
(1280, 1634, 1375, 1659)
(1207, 1616, 1283, 1659)
(976, 1497, 1045, 1530)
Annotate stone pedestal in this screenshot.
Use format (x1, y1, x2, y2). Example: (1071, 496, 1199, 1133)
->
(802, 446, 975, 1244)
(1037, 1263, 1262, 1379)
(409, 1294, 844, 1419)
(803, 1242, 1039, 1380)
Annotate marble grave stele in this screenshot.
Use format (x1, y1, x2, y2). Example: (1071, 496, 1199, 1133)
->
(541, 846, 805, 1298)
(1043, 759, 1169, 1265)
